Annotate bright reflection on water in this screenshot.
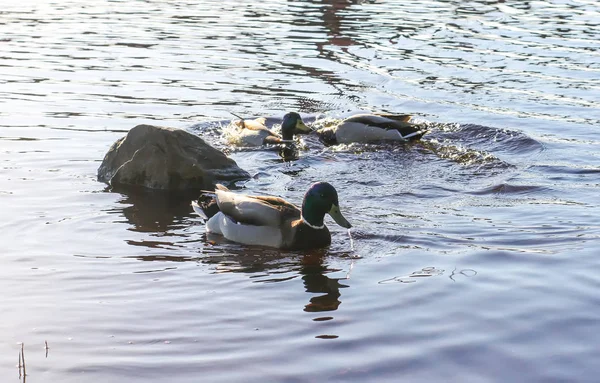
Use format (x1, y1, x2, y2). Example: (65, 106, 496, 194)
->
(1, 0, 600, 382)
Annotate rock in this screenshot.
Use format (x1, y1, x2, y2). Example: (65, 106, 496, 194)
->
(98, 124, 249, 191)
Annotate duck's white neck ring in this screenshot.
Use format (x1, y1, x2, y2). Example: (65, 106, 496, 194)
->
(301, 215, 324, 230)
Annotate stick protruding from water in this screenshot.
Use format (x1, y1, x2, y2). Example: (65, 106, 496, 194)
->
(18, 343, 26, 378)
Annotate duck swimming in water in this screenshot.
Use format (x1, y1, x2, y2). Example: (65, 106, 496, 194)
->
(315, 113, 427, 146)
(192, 182, 352, 250)
(226, 112, 311, 147)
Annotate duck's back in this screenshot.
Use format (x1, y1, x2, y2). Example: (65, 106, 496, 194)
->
(216, 191, 299, 227)
(336, 114, 424, 143)
(229, 118, 279, 146)
(344, 114, 411, 127)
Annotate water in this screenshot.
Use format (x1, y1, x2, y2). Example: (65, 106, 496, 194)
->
(1, 0, 599, 381)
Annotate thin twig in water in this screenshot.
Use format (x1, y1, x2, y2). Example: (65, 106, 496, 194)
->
(45, 340, 49, 358)
(18, 350, 22, 378)
(20, 343, 26, 377)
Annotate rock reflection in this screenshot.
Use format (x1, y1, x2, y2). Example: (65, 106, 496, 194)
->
(110, 186, 197, 233)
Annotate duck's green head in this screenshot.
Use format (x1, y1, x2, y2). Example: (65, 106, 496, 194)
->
(281, 112, 311, 141)
(302, 182, 352, 229)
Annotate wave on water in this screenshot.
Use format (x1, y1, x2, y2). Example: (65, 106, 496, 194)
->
(468, 183, 551, 196)
(188, 115, 545, 193)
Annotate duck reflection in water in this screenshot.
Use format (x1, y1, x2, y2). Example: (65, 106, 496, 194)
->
(301, 252, 349, 312)
(278, 141, 301, 162)
(201, 241, 351, 313)
(111, 179, 351, 315)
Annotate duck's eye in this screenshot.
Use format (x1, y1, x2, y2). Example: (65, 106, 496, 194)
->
(320, 193, 325, 198)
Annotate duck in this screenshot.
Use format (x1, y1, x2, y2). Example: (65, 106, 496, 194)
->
(192, 182, 352, 250)
(315, 113, 428, 146)
(226, 112, 311, 147)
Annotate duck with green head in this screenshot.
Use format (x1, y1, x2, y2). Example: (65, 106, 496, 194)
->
(192, 182, 352, 250)
(315, 113, 428, 146)
(227, 112, 311, 147)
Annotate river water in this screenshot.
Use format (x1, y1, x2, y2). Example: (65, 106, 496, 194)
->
(1, 1, 599, 382)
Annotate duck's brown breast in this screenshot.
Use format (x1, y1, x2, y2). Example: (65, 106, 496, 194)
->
(284, 220, 331, 250)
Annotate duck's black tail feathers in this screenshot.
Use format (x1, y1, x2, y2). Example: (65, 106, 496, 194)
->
(192, 193, 220, 221)
(316, 127, 338, 146)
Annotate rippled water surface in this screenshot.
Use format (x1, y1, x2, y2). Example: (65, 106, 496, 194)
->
(1, 1, 599, 382)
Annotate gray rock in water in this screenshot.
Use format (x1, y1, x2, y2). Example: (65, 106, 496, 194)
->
(98, 124, 249, 191)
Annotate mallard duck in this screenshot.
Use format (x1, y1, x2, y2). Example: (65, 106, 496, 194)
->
(192, 182, 352, 250)
(315, 113, 427, 146)
(227, 112, 311, 146)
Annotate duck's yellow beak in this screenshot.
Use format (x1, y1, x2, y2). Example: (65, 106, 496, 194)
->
(295, 120, 312, 133)
(328, 204, 352, 229)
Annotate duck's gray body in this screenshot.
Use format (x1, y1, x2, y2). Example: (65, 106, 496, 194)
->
(193, 184, 346, 250)
(227, 117, 281, 147)
(226, 112, 311, 147)
(317, 114, 427, 146)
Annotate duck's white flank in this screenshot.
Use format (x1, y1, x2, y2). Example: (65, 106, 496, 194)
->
(206, 212, 284, 248)
(234, 128, 271, 146)
(335, 122, 410, 144)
